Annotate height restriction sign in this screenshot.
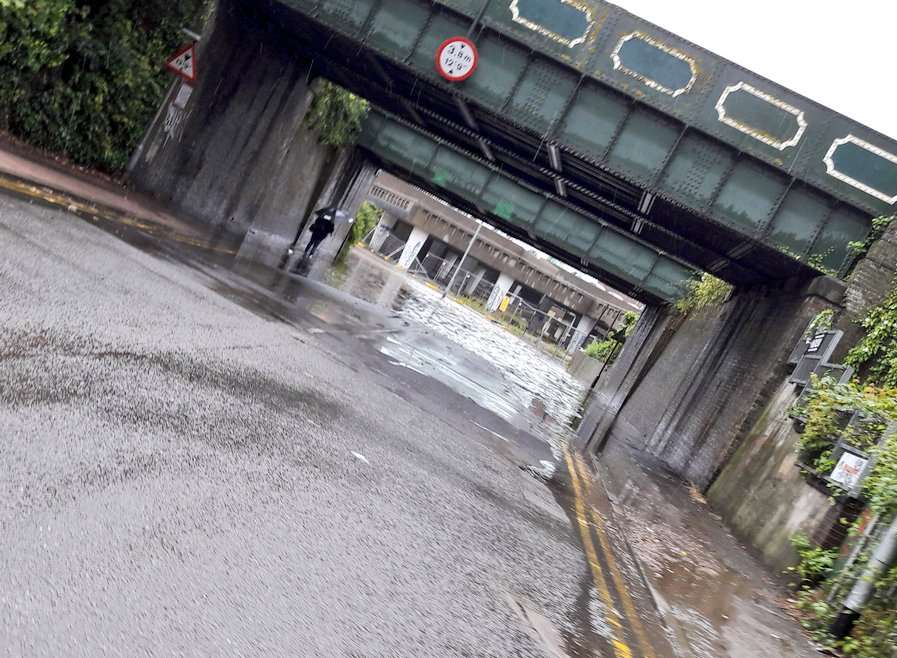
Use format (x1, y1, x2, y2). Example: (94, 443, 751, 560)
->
(435, 37, 478, 82)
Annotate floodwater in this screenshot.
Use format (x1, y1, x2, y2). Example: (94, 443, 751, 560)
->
(316, 249, 587, 440)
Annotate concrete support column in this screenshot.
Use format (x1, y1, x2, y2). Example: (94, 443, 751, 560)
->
(465, 266, 487, 295)
(397, 227, 429, 270)
(567, 315, 598, 354)
(576, 305, 676, 453)
(129, 1, 346, 268)
(370, 212, 398, 253)
(486, 273, 515, 312)
(579, 275, 846, 491)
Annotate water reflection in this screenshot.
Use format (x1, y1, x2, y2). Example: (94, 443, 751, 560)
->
(315, 250, 587, 434)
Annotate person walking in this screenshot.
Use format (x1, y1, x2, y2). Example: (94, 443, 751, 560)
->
(304, 206, 337, 258)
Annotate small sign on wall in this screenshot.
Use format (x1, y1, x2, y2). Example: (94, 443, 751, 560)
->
(173, 83, 193, 109)
(830, 451, 869, 492)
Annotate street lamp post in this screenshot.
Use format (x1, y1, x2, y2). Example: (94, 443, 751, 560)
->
(442, 221, 482, 299)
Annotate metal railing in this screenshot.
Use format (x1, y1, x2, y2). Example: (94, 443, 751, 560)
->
(362, 238, 614, 357)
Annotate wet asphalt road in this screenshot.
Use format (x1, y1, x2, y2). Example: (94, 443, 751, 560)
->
(0, 194, 678, 656)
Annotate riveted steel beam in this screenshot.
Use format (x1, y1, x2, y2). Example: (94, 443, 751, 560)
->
(359, 110, 697, 302)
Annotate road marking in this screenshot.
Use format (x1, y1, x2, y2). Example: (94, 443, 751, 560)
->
(472, 422, 510, 442)
(571, 455, 656, 658)
(0, 174, 237, 255)
(564, 448, 632, 658)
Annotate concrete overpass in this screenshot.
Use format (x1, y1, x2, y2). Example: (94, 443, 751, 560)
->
(366, 172, 641, 345)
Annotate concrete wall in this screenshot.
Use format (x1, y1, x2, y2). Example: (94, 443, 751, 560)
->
(569, 351, 607, 387)
(707, 382, 835, 570)
(582, 277, 844, 490)
(129, 0, 354, 266)
(704, 225, 897, 571)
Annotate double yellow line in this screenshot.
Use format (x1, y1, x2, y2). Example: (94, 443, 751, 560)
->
(564, 447, 655, 658)
(0, 174, 237, 255)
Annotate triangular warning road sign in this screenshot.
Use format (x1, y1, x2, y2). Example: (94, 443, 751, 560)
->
(165, 43, 197, 84)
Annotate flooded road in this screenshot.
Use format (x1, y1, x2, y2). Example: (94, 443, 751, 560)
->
(0, 189, 817, 658)
(319, 249, 587, 434)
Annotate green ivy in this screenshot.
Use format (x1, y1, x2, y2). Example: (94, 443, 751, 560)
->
(793, 376, 897, 478)
(351, 201, 382, 245)
(304, 80, 369, 147)
(848, 214, 895, 258)
(674, 272, 733, 315)
(845, 282, 897, 388)
(805, 309, 835, 338)
(0, 0, 209, 172)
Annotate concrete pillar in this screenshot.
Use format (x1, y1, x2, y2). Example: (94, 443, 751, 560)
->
(567, 315, 598, 354)
(465, 266, 487, 296)
(129, 2, 345, 267)
(370, 212, 398, 253)
(578, 275, 846, 491)
(486, 272, 515, 312)
(576, 305, 675, 453)
(397, 227, 429, 270)
(377, 270, 406, 308)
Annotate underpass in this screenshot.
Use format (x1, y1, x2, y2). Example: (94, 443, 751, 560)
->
(93, 0, 897, 654)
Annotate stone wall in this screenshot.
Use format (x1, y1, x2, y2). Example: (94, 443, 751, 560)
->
(707, 383, 836, 570)
(129, 0, 355, 267)
(581, 277, 844, 490)
(706, 225, 897, 571)
(836, 218, 897, 356)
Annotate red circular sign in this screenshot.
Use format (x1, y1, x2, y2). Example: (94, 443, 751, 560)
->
(435, 37, 479, 82)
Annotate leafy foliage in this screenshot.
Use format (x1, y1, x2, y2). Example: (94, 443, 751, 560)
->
(622, 310, 638, 337)
(0, 0, 208, 172)
(794, 376, 897, 480)
(845, 282, 897, 388)
(351, 201, 382, 245)
(838, 564, 897, 657)
(583, 313, 638, 363)
(790, 534, 838, 585)
(794, 550, 897, 657)
(304, 80, 369, 147)
(848, 214, 895, 258)
(675, 272, 733, 315)
(805, 309, 835, 338)
(584, 339, 619, 362)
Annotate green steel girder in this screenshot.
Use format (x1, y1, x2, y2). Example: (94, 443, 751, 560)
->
(359, 111, 697, 303)
(270, 0, 897, 279)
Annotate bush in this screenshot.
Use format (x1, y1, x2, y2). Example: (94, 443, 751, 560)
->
(584, 339, 619, 362)
(675, 272, 733, 315)
(304, 79, 369, 147)
(790, 534, 838, 586)
(351, 201, 382, 244)
(0, 0, 208, 172)
(793, 376, 897, 481)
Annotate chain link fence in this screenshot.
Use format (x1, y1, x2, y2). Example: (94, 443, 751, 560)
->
(364, 231, 620, 356)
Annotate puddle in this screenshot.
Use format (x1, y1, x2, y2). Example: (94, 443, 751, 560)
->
(505, 593, 570, 658)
